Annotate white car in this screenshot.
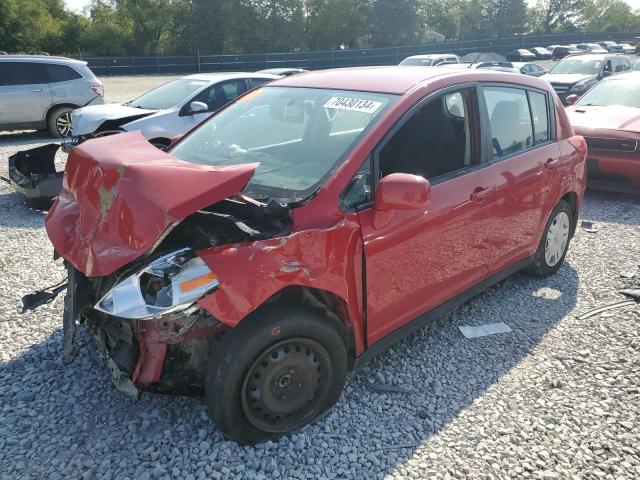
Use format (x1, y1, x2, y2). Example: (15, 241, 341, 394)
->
(70, 72, 279, 148)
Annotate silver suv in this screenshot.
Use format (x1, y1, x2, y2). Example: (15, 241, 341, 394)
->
(0, 56, 104, 137)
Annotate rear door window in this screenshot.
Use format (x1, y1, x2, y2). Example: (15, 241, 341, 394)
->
(0, 62, 49, 86)
(482, 86, 534, 159)
(528, 91, 550, 144)
(46, 64, 82, 82)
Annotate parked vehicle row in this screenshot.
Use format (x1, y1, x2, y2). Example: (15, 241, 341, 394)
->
(19, 66, 587, 444)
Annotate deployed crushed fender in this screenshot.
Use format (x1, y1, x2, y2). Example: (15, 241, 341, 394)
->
(45, 131, 258, 277)
(8, 143, 64, 209)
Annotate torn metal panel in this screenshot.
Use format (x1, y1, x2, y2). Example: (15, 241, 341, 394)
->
(45, 131, 259, 277)
(196, 214, 366, 355)
(8, 143, 64, 209)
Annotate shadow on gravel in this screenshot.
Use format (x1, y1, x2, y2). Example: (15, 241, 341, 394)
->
(0, 190, 47, 229)
(0, 130, 57, 148)
(0, 263, 580, 478)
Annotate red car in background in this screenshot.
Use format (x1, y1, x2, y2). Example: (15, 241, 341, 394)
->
(566, 72, 640, 194)
(30, 67, 586, 443)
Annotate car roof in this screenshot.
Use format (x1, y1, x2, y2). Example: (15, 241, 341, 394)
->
(563, 54, 607, 61)
(270, 66, 547, 95)
(257, 68, 306, 74)
(0, 54, 87, 66)
(405, 54, 457, 59)
(182, 72, 279, 82)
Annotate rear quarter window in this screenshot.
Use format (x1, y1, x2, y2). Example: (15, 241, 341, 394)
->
(46, 64, 82, 82)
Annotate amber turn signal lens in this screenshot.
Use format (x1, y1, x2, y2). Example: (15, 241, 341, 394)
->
(179, 272, 217, 293)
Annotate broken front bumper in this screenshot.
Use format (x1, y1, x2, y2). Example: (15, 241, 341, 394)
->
(62, 265, 224, 399)
(8, 144, 64, 209)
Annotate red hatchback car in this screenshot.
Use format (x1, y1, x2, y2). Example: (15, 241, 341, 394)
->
(36, 67, 587, 443)
(566, 72, 640, 194)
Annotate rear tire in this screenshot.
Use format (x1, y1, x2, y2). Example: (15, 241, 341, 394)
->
(48, 106, 74, 138)
(527, 200, 573, 277)
(205, 304, 347, 444)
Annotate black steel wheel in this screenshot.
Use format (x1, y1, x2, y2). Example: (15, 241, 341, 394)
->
(205, 304, 348, 444)
(241, 338, 334, 433)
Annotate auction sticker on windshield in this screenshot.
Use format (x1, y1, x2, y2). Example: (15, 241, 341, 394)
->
(323, 97, 383, 114)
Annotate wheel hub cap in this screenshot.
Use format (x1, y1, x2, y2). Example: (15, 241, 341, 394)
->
(545, 211, 570, 267)
(56, 112, 72, 137)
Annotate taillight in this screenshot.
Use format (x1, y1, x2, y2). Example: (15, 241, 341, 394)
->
(91, 85, 104, 96)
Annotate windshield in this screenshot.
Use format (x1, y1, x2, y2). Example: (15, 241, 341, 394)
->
(549, 59, 602, 75)
(577, 78, 640, 108)
(400, 58, 434, 66)
(129, 78, 208, 110)
(170, 86, 396, 202)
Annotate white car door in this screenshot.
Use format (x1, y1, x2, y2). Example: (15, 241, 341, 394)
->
(180, 79, 248, 132)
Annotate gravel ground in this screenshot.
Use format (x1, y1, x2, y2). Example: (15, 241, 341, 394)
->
(1, 75, 640, 480)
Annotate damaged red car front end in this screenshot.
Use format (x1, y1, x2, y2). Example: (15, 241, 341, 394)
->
(44, 131, 299, 396)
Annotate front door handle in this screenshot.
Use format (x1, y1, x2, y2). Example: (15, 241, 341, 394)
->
(32, 88, 44, 92)
(544, 158, 560, 169)
(470, 186, 493, 202)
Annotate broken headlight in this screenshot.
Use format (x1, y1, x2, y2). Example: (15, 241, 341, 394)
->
(95, 248, 219, 320)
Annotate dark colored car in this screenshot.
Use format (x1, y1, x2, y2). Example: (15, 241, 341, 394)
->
(541, 54, 632, 104)
(566, 72, 640, 194)
(506, 49, 536, 62)
(28, 67, 587, 444)
(528, 47, 552, 60)
(598, 41, 624, 53)
(551, 46, 582, 61)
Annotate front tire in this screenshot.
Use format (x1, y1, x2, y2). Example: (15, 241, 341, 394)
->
(205, 305, 347, 444)
(48, 106, 74, 138)
(527, 200, 573, 277)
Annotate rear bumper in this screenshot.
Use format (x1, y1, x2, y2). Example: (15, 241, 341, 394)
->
(8, 144, 63, 209)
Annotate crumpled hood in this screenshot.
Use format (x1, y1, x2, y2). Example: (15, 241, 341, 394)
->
(542, 73, 594, 85)
(71, 104, 157, 136)
(566, 105, 640, 133)
(45, 131, 258, 277)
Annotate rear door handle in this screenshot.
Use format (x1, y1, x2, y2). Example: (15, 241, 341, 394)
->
(470, 187, 493, 202)
(544, 158, 560, 169)
(32, 88, 44, 92)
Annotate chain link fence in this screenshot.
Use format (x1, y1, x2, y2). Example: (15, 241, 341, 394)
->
(78, 31, 640, 76)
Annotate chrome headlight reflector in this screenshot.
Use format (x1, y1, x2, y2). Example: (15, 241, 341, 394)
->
(95, 248, 218, 320)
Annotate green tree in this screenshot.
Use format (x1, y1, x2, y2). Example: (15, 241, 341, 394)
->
(531, 0, 585, 33)
(371, 0, 423, 46)
(581, 0, 640, 32)
(306, 0, 373, 50)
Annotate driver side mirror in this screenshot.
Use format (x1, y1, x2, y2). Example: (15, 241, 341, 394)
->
(374, 173, 431, 211)
(602, 70, 612, 78)
(188, 101, 208, 114)
(565, 94, 579, 106)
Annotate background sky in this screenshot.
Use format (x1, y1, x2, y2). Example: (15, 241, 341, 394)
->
(64, 0, 640, 14)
